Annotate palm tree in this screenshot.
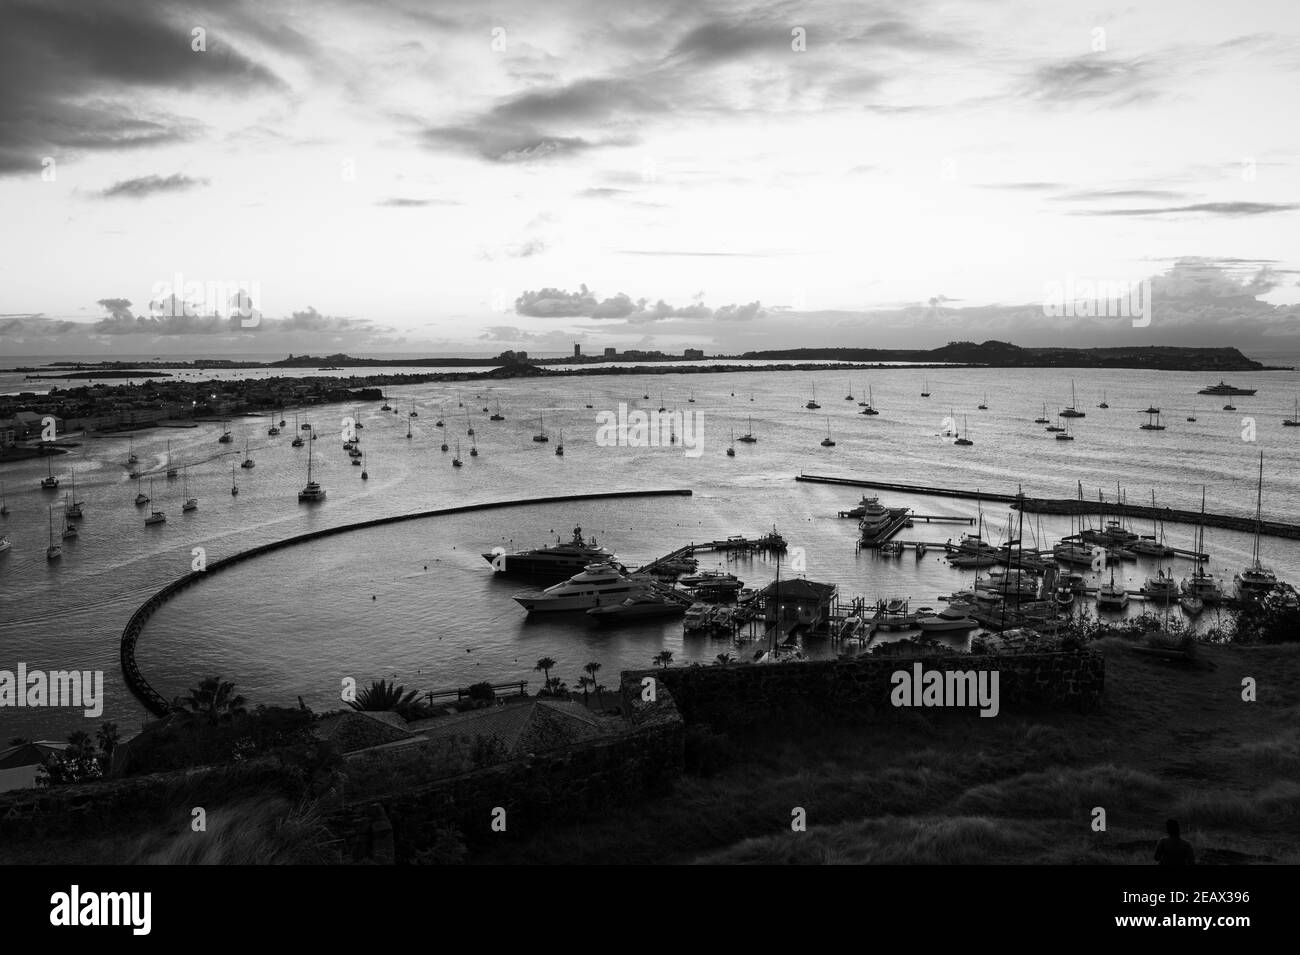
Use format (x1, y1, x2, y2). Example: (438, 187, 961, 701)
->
(95, 721, 120, 758)
(653, 650, 674, 669)
(348, 678, 420, 714)
(714, 653, 735, 666)
(577, 674, 595, 702)
(583, 662, 604, 707)
(176, 676, 247, 725)
(534, 656, 557, 689)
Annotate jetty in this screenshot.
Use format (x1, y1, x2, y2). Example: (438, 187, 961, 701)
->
(796, 474, 1300, 541)
(637, 530, 787, 576)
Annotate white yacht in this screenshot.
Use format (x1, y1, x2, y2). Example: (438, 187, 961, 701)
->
(915, 607, 978, 632)
(1096, 567, 1130, 610)
(513, 562, 646, 613)
(857, 496, 894, 542)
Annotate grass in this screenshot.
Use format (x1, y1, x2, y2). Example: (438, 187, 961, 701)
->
(470, 640, 1300, 865)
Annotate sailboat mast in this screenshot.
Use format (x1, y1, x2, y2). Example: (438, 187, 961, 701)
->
(1253, 451, 1264, 568)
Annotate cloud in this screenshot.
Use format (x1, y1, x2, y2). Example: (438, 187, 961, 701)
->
(375, 197, 461, 207)
(0, 0, 286, 175)
(98, 173, 209, 199)
(1053, 189, 1195, 202)
(514, 284, 768, 325)
(1073, 202, 1300, 217)
(1025, 56, 1155, 105)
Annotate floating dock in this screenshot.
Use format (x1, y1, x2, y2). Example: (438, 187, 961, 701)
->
(797, 474, 1300, 541)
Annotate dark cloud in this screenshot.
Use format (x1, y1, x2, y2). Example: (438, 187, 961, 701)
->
(1074, 201, 1300, 217)
(374, 197, 462, 207)
(1026, 56, 1155, 105)
(514, 285, 767, 324)
(0, 0, 286, 175)
(420, 125, 595, 162)
(98, 173, 209, 199)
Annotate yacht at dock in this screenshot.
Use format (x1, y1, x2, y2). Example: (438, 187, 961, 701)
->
(484, 526, 620, 580)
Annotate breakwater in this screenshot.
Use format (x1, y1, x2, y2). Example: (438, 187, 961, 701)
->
(796, 474, 1300, 541)
(119, 488, 693, 716)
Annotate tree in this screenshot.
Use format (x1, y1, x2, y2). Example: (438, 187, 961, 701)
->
(95, 722, 120, 759)
(583, 662, 603, 705)
(653, 650, 674, 668)
(176, 676, 247, 725)
(348, 679, 421, 716)
(577, 674, 594, 702)
(534, 657, 557, 688)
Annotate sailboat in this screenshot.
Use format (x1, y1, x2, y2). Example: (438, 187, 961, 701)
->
(1187, 409, 1197, 422)
(1099, 391, 1109, 409)
(1284, 396, 1300, 427)
(1131, 490, 1174, 556)
(166, 440, 178, 478)
(844, 382, 854, 401)
(380, 394, 391, 411)
(0, 481, 8, 516)
(465, 410, 474, 436)
(60, 497, 77, 539)
(40, 455, 58, 490)
(727, 429, 736, 457)
(1034, 403, 1049, 425)
(134, 474, 149, 506)
(46, 505, 61, 561)
(954, 416, 973, 446)
(1223, 401, 1236, 411)
(806, 384, 820, 410)
(688, 390, 696, 404)
(490, 400, 505, 422)
(452, 441, 463, 467)
(1180, 487, 1220, 604)
(585, 394, 594, 409)
(231, 464, 239, 496)
(218, 420, 233, 443)
(144, 480, 166, 524)
(532, 415, 549, 443)
(64, 470, 82, 518)
(658, 394, 666, 413)
(471, 434, 479, 457)
(241, 440, 255, 468)
(268, 412, 280, 436)
(1096, 564, 1129, 609)
(406, 418, 413, 440)
(436, 405, 445, 428)
(977, 393, 988, 410)
(555, 431, 564, 456)
(298, 433, 325, 502)
(860, 385, 879, 415)
(921, 378, 931, 398)
(1234, 451, 1278, 600)
(361, 453, 368, 480)
(1055, 420, 1074, 441)
(1060, 381, 1085, 418)
(1140, 411, 1166, 431)
(127, 437, 138, 465)
(820, 418, 835, 447)
(182, 467, 198, 511)
(291, 414, 304, 447)
(738, 416, 758, 443)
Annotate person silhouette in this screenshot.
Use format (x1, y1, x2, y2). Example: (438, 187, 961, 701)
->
(1154, 819, 1195, 865)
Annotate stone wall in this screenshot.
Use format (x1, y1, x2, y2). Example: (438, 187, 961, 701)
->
(328, 685, 684, 862)
(626, 650, 1104, 728)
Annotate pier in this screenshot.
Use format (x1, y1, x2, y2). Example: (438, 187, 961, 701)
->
(797, 474, 1300, 541)
(637, 531, 787, 576)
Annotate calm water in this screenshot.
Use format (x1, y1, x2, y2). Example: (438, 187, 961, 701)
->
(2, 364, 1299, 740)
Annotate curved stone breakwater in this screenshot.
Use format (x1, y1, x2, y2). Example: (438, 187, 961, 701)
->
(119, 488, 694, 716)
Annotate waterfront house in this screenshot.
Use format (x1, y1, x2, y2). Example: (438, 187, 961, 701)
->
(761, 578, 838, 633)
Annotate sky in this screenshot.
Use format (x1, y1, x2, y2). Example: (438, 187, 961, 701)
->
(0, 0, 1298, 357)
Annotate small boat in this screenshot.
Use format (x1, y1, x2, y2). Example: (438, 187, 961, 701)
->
(380, 396, 391, 411)
(844, 382, 853, 401)
(134, 474, 149, 506)
(406, 418, 412, 440)
(820, 418, 835, 447)
(1284, 396, 1299, 427)
(1179, 594, 1204, 616)
(954, 415, 973, 446)
(490, 401, 505, 422)
(268, 411, 280, 436)
(726, 429, 735, 457)
(1139, 411, 1165, 431)
(1223, 403, 1236, 411)
(144, 480, 165, 525)
(1098, 391, 1109, 409)
(921, 378, 931, 398)
(1055, 422, 1074, 441)
(470, 436, 479, 457)
(1187, 411, 1197, 422)
(298, 438, 324, 502)
(860, 385, 879, 415)
(977, 392, 988, 410)
(1096, 566, 1129, 609)
(915, 608, 978, 632)
(879, 540, 903, 557)
(452, 441, 463, 467)
(218, 420, 233, 443)
(1034, 403, 1050, 424)
(555, 431, 563, 456)
(361, 453, 369, 480)
(351, 455, 361, 466)
(40, 455, 59, 490)
(182, 467, 198, 512)
(440, 439, 449, 451)
(0, 535, 9, 554)
(738, 417, 758, 443)
(241, 440, 255, 468)
(45, 506, 61, 561)
(532, 415, 549, 443)
(291, 415, 304, 447)
(64, 470, 82, 518)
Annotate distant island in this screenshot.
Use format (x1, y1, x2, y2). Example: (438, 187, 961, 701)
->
(5, 341, 1285, 376)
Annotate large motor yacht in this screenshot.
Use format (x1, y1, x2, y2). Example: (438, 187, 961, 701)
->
(483, 526, 619, 579)
(513, 562, 646, 613)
